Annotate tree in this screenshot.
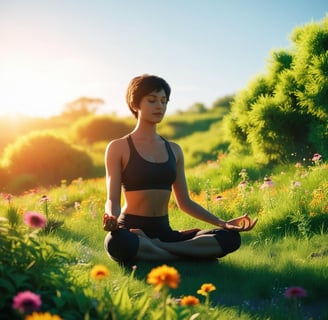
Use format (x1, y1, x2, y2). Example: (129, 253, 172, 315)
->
(226, 15, 328, 164)
(61, 97, 105, 119)
(187, 102, 207, 113)
(211, 94, 235, 109)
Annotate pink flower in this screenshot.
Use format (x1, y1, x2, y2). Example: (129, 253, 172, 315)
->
(260, 177, 274, 189)
(295, 162, 302, 168)
(312, 153, 322, 162)
(2, 193, 13, 203)
(215, 195, 223, 201)
(284, 286, 307, 299)
(12, 291, 42, 313)
(291, 181, 302, 189)
(23, 212, 47, 228)
(40, 195, 50, 203)
(238, 181, 248, 188)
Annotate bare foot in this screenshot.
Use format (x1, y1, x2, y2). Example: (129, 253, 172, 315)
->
(129, 228, 147, 237)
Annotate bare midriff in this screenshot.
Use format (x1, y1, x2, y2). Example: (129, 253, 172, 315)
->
(122, 189, 171, 217)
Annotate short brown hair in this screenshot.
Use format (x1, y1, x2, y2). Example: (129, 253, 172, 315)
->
(126, 74, 171, 118)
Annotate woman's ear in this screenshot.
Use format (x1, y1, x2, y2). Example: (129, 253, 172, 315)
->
(131, 103, 139, 113)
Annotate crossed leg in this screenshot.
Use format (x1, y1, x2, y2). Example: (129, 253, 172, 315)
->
(136, 236, 179, 260)
(132, 229, 224, 260)
(151, 234, 223, 258)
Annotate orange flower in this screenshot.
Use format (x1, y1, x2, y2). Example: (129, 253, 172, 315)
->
(147, 264, 180, 291)
(25, 312, 62, 320)
(180, 295, 200, 306)
(197, 283, 216, 296)
(90, 264, 110, 280)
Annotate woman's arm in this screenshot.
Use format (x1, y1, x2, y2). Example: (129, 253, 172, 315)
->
(104, 140, 123, 218)
(171, 143, 226, 226)
(171, 143, 256, 231)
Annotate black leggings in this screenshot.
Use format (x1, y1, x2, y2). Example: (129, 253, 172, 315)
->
(104, 214, 241, 263)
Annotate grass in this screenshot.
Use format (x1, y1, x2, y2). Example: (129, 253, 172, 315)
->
(1, 160, 328, 319)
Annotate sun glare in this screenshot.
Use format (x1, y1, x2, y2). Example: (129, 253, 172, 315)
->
(0, 55, 75, 118)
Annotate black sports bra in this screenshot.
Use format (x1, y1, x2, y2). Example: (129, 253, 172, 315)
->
(121, 135, 177, 191)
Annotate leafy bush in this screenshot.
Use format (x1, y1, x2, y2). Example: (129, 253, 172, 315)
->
(0, 167, 9, 192)
(71, 115, 133, 144)
(226, 16, 328, 164)
(1, 131, 94, 192)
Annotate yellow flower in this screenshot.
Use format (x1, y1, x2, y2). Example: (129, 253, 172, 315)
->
(90, 264, 110, 280)
(180, 295, 200, 306)
(197, 283, 216, 296)
(25, 312, 62, 320)
(147, 264, 180, 291)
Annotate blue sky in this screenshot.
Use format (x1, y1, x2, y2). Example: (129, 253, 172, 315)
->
(0, 0, 327, 117)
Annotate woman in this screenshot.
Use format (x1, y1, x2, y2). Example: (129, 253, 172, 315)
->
(104, 74, 257, 264)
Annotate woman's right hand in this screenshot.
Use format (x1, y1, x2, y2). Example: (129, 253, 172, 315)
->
(103, 213, 119, 231)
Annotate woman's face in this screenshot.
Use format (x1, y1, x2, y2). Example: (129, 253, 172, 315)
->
(137, 89, 167, 123)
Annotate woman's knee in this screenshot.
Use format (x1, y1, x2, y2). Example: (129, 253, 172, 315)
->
(104, 228, 139, 264)
(214, 230, 241, 256)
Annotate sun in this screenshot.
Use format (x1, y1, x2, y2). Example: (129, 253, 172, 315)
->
(0, 54, 74, 118)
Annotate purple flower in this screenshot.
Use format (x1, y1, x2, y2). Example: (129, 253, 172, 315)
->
(284, 286, 307, 299)
(23, 212, 47, 228)
(12, 291, 42, 313)
(260, 177, 274, 190)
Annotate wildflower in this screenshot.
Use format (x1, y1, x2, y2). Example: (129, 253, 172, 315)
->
(215, 195, 223, 201)
(40, 195, 50, 203)
(147, 264, 180, 291)
(239, 168, 248, 181)
(260, 176, 274, 189)
(2, 193, 13, 203)
(197, 283, 216, 296)
(295, 162, 302, 168)
(238, 181, 248, 189)
(312, 153, 322, 163)
(90, 264, 110, 280)
(291, 181, 302, 188)
(25, 312, 62, 320)
(180, 295, 200, 306)
(12, 291, 41, 313)
(23, 212, 47, 228)
(74, 202, 81, 210)
(284, 286, 307, 299)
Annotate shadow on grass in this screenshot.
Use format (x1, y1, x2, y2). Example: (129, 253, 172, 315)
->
(56, 226, 328, 319)
(130, 257, 327, 320)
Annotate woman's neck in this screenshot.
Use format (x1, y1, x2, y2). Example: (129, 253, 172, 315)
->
(132, 119, 159, 141)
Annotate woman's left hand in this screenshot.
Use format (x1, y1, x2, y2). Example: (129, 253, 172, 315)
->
(224, 214, 258, 232)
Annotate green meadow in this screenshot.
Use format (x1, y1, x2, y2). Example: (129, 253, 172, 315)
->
(1, 118, 328, 319)
(1, 15, 328, 319)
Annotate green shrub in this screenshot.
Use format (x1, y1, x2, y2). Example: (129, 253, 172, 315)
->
(71, 115, 133, 144)
(227, 16, 328, 164)
(0, 166, 9, 192)
(1, 131, 94, 192)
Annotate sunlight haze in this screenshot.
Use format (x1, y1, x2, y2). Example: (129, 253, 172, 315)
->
(0, 0, 327, 118)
